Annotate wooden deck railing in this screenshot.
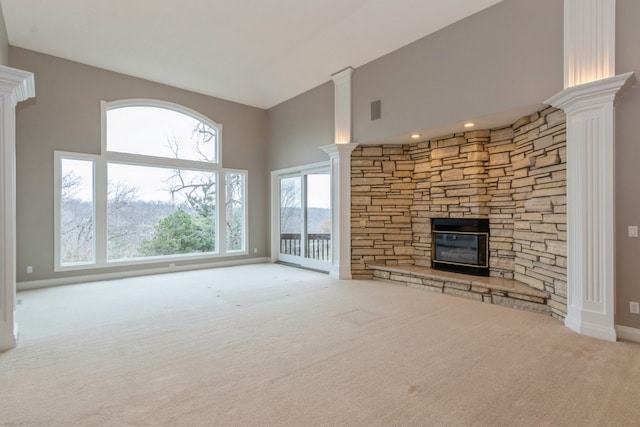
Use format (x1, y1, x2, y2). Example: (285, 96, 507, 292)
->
(280, 233, 331, 261)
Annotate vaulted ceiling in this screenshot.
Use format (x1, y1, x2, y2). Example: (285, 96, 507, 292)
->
(1, 0, 502, 109)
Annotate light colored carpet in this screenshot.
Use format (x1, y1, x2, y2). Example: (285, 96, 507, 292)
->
(1, 263, 640, 426)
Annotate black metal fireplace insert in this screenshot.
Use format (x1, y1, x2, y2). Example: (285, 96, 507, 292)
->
(431, 218, 490, 277)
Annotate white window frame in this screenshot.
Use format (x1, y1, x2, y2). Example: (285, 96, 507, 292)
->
(54, 151, 100, 270)
(54, 100, 247, 272)
(101, 99, 222, 165)
(270, 161, 332, 272)
(224, 169, 248, 254)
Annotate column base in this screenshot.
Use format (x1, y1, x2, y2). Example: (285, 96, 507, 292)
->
(329, 264, 352, 280)
(564, 306, 617, 342)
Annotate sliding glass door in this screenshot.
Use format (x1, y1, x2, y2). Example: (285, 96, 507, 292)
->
(280, 175, 302, 258)
(277, 168, 331, 271)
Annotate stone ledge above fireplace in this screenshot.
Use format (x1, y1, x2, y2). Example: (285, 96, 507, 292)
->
(368, 263, 551, 316)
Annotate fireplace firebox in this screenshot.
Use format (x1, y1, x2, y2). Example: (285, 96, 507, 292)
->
(431, 218, 489, 277)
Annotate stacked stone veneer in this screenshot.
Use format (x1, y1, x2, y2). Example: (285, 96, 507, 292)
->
(351, 107, 567, 319)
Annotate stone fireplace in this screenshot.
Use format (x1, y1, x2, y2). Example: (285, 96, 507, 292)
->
(351, 107, 567, 319)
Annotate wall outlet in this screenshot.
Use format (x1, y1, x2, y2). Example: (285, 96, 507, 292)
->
(26, 266, 33, 274)
(169, 263, 176, 269)
(253, 248, 258, 254)
(628, 226, 638, 238)
(630, 301, 640, 314)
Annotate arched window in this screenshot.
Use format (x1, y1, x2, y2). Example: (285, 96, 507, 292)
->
(106, 102, 220, 163)
(54, 100, 246, 270)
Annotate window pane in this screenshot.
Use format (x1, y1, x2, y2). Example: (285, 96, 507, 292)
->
(60, 158, 95, 265)
(305, 172, 331, 261)
(107, 106, 218, 163)
(107, 163, 217, 260)
(279, 176, 302, 256)
(226, 172, 246, 252)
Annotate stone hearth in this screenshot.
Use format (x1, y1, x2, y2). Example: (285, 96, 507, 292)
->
(368, 264, 551, 315)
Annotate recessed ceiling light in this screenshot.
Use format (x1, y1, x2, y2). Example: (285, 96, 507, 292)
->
(411, 133, 421, 139)
(464, 122, 475, 128)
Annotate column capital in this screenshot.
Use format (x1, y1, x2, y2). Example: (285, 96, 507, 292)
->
(319, 143, 358, 158)
(547, 72, 635, 113)
(0, 65, 35, 105)
(331, 67, 354, 85)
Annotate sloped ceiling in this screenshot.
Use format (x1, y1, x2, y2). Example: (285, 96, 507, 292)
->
(1, 0, 502, 109)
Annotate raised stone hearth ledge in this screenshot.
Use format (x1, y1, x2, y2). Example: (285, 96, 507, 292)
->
(368, 264, 552, 316)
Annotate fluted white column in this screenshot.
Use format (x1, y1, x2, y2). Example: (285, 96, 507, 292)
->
(320, 67, 356, 280)
(546, 0, 633, 341)
(331, 67, 353, 145)
(564, 0, 616, 88)
(321, 143, 358, 279)
(547, 73, 633, 341)
(0, 66, 35, 352)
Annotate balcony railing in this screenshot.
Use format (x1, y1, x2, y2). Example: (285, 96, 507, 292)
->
(280, 233, 331, 261)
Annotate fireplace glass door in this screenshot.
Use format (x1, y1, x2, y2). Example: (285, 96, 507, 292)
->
(433, 232, 487, 267)
(431, 218, 490, 276)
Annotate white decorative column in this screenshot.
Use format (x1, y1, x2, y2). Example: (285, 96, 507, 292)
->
(321, 143, 357, 279)
(320, 67, 356, 280)
(0, 66, 35, 352)
(545, 0, 633, 341)
(331, 67, 353, 144)
(564, 0, 615, 88)
(547, 73, 633, 341)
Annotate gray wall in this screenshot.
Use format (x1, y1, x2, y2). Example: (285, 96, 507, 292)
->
(267, 0, 564, 161)
(352, 0, 564, 144)
(267, 81, 334, 171)
(0, 3, 9, 65)
(615, 0, 640, 329)
(11, 47, 268, 283)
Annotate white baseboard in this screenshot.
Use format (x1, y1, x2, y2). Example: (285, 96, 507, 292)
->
(17, 257, 271, 291)
(616, 325, 640, 343)
(565, 315, 617, 342)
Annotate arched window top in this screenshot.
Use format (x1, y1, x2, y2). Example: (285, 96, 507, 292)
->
(104, 99, 221, 164)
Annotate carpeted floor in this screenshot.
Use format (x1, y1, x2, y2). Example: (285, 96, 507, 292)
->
(1, 263, 640, 426)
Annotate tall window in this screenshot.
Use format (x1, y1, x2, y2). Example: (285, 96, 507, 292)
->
(225, 172, 246, 252)
(55, 100, 247, 270)
(59, 157, 96, 266)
